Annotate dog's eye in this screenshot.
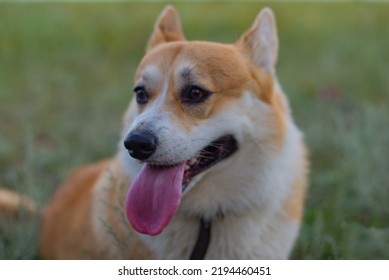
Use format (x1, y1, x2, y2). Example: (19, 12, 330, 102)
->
(181, 86, 211, 104)
(134, 86, 149, 105)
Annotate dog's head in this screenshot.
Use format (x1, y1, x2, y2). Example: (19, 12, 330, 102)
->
(120, 6, 287, 235)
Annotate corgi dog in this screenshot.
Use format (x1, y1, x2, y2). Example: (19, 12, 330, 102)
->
(39, 6, 308, 259)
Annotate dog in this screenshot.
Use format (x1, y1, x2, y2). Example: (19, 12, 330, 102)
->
(38, 5, 308, 259)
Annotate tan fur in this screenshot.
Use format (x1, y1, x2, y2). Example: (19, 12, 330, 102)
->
(36, 5, 308, 259)
(146, 6, 185, 51)
(283, 148, 309, 221)
(134, 41, 285, 144)
(0, 188, 36, 220)
(40, 161, 109, 259)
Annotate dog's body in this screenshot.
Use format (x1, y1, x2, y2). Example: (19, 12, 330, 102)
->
(38, 6, 308, 259)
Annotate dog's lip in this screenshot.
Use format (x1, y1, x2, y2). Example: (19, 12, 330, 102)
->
(147, 135, 238, 192)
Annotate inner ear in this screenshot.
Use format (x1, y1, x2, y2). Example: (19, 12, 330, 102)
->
(147, 5, 186, 52)
(237, 7, 279, 75)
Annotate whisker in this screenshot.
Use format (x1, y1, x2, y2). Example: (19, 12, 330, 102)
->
(196, 154, 215, 160)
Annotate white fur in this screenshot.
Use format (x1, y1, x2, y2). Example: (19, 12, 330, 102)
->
(117, 86, 305, 259)
(100, 7, 306, 260)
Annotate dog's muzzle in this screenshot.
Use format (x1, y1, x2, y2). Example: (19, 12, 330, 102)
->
(124, 131, 157, 161)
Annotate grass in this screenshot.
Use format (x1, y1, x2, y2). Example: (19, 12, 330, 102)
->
(1, 2, 389, 259)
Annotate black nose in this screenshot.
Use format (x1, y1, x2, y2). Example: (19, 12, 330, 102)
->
(124, 131, 157, 161)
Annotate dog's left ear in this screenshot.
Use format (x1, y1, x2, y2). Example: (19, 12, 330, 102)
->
(147, 5, 185, 52)
(237, 7, 278, 75)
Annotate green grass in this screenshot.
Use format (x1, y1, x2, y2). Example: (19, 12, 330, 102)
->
(1, 2, 389, 259)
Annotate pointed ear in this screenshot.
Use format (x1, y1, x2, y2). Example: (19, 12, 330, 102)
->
(146, 5, 185, 52)
(237, 7, 278, 75)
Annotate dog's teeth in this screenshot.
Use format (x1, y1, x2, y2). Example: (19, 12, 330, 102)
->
(189, 158, 197, 166)
(185, 164, 190, 171)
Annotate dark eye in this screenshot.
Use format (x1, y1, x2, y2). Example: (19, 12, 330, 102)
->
(134, 86, 149, 105)
(181, 86, 211, 104)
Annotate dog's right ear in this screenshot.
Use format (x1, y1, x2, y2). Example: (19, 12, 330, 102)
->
(146, 6, 185, 52)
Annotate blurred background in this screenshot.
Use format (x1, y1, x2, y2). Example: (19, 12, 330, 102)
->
(0, 1, 388, 259)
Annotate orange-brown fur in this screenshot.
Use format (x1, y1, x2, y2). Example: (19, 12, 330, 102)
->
(0, 188, 36, 220)
(283, 148, 309, 221)
(40, 161, 109, 259)
(40, 159, 153, 259)
(1, 6, 308, 259)
(135, 41, 285, 148)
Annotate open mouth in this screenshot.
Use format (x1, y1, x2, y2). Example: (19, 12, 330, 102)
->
(125, 134, 238, 236)
(182, 134, 238, 189)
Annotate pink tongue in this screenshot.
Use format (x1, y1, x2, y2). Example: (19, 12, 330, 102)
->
(125, 163, 185, 236)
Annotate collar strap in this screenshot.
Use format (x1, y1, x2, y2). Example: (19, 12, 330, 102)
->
(189, 218, 211, 260)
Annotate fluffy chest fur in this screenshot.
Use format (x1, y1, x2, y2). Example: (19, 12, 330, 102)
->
(40, 5, 308, 260)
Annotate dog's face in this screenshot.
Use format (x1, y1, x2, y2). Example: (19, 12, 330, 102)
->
(128, 42, 248, 167)
(120, 6, 287, 236)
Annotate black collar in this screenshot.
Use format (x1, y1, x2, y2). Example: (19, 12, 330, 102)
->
(189, 218, 211, 260)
